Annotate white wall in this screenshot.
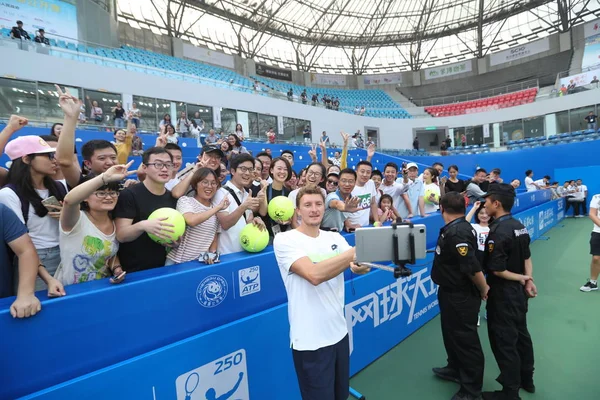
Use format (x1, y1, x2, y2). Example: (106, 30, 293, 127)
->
(2, 46, 600, 149)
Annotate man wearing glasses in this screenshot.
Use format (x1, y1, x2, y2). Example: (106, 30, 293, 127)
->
(114, 147, 178, 272)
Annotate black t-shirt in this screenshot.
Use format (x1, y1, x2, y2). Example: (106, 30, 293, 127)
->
(431, 217, 481, 290)
(114, 107, 125, 119)
(113, 183, 177, 272)
(484, 214, 531, 287)
(445, 179, 466, 194)
(586, 115, 597, 124)
(263, 185, 290, 237)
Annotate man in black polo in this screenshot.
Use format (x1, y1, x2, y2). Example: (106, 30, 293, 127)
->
(483, 184, 537, 400)
(432, 192, 489, 400)
(10, 20, 30, 40)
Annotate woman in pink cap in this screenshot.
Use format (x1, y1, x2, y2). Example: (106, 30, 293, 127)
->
(0, 135, 67, 295)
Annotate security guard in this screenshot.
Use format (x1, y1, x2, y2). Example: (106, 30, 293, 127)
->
(432, 192, 489, 400)
(482, 184, 537, 400)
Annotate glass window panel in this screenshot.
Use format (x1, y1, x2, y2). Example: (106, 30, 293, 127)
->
(282, 117, 296, 142)
(556, 110, 569, 134)
(156, 98, 173, 129)
(0, 78, 38, 121)
(501, 119, 524, 143)
(523, 116, 544, 138)
(132, 95, 158, 132)
(258, 114, 277, 141)
(37, 82, 81, 124)
(569, 106, 596, 132)
(83, 89, 122, 127)
(220, 108, 237, 135)
(248, 112, 259, 138)
(188, 104, 213, 133)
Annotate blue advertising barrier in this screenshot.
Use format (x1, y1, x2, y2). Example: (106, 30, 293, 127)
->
(0, 199, 564, 399)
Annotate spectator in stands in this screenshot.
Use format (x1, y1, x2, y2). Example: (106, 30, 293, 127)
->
(321, 131, 330, 146)
(380, 162, 409, 208)
(354, 106, 360, 115)
(0, 115, 29, 186)
(159, 114, 172, 128)
(533, 175, 553, 190)
(220, 141, 232, 163)
(176, 111, 190, 136)
(227, 134, 249, 155)
(300, 90, 307, 104)
(297, 168, 307, 188)
(327, 165, 341, 175)
(164, 124, 178, 144)
(510, 179, 521, 189)
(423, 168, 441, 213)
(348, 161, 377, 227)
(325, 172, 339, 194)
(585, 111, 598, 131)
(204, 129, 219, 145)
(377, 195, 401, 224)
(213, 154, 265, 254)
(578, 179, 588, 215)
(113, 127, 133, 165)
(129, 103, 141, 128)
(445, 135, 452, 149)
(267, 127, 276, 144)
(189, 119, 202, 139)
(260, 157, 293, 239)
(287, 88, 293, 101)
(87, 96, 104, 124)
(50, 123, 63, 138)
(303, 125, 312, 143)
(591, 76, 599, 84)
(192, 112, 204, 127)
(444, 165, 466, 194)
(166, 168, 229, 265)
(250, 159, 263, 197)
(114, 147, 178, 272)
(413, 137, 419, 150)
(1, 204, 44, 318)
(289, 162, 327, 228)
(567, 80, 576, 94)
(479, 168, 502, 192)
(286, 170, 299, 192)
(466, 168, 488, 204)
(34, 29, 50, 45)
(10, 20, 30, 40)
(39, 135, 68, 184)
(280, 150, 295, 168)
(370, 170, 384, 204)
(396, 163, 422, 218)
(311, 93, 319, 106)
(359, 106, 365, 116)
(234, 123, 245, 141)
(256, 152, 273, 183)
(0, 136, 67, 289)
(524, 170, 540, 192)
(111, 102, 126, 128)
(461, 134, 467, 147)
(56, 163, 134, 286)
(169, 144, 222, 199)
(322, 168, 360, 232)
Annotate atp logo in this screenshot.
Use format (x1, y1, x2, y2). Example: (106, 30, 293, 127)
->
(239, 266, 261, 297)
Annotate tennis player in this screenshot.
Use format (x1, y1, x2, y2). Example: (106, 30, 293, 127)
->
(274, 186, 370, 400)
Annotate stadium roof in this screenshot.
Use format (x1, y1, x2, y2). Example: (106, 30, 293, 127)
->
(117, 0, 599, 74)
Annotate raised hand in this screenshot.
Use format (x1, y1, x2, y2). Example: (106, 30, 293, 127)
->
(218, 197, 230, 210)
(55, 84, 82, 119)
(6, 115, 28, 132)
(155, 131, 167, 147)
(343, 196, 361, 213)
(341, 131, 350, 144)
(473, 200, 481, 209)
(367, 143, 376, 158)
(308, 143, 317, 160)
(103, 160, 137, 182)
(242, 191, 260, 210)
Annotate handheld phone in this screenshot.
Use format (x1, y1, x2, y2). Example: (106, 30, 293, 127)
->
(354, 224, 427, 264)
(110, 271, 126, 283)
(41, 196, 61, 209)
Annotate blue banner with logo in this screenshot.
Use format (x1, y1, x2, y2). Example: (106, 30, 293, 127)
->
(0, 199, 564, 399)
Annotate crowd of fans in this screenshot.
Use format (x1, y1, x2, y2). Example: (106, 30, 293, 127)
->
(0, 84, 572, 319)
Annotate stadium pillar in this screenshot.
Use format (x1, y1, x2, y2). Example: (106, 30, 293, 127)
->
(171, 37, 184, 59)
(477, 57, 487, 75)
(412, 71, 421, 86)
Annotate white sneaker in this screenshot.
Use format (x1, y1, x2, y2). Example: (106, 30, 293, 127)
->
(580, 281, 599, 292)
(477, 315, 481, 327)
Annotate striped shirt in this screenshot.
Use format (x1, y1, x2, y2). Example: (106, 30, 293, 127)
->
(166, 196, 219, 264)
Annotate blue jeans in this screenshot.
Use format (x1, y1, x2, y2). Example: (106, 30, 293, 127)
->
(114, 117, 125, 128)
(13, 245, 61, 293)
(131, 118, 140, 128)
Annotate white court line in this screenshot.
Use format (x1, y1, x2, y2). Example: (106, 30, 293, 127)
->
(152, 386, 157, 400)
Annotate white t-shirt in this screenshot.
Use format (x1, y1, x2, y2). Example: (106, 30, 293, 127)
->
(55, 211, 118, 286)
(590, 195, 600, 233)
(380, 181, 408, 211)
(349, 180, 377, 226)
(0, 186, 64, 250)
(213, 181, 250, 255)
(525, 176, 536, 192)
(167, 197, 219, 263)
(534, 179, 547, 189)
(471, 223, 490, 252)
(572, 185, 585, 201)
(273, 229, 351, 351)
(423, 182, 440, 213)
(580, 184, 588, 198)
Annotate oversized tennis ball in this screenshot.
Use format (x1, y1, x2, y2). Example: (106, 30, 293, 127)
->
(268, 196, 294, 222)
(147, 207, 186, 244)
(424, 189, 440, 204)
(239, 223, 269, 253)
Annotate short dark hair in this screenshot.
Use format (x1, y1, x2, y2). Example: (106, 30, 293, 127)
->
(270, 157, 292, 181)
(544, 175, 551, 180)
(295, 185, 325, 208)
(432, 162, 444, 168)
(473, 203, 486, 224)
(491, 168, 501, 175)
(39, 134, 57, 143)
(384, 162, 398, 173)
(440, 192, 466, 215)
(165, 143, 182, 153)
(371, 170, 383, 179)
(339, 168, 357, 180)
(475, 168, 487, 175)
(81, 140, 117, 161)
(190, 168, 219, 191)
(281, 150, 294, 159)
(525, 169, 533, 176)
(448, 164, 459, 172)
(256, 151, 272, 160)
(487, 192, 515, 211)
(142, 147, 173, 165)
(356, 160, 373, 170)
(230, 153, 254, 171)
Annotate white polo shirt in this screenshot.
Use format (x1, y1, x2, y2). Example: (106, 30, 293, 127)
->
(274, 229, 351, 351)
(213, 181, 250, 255)
(590, 195, 600, 233)
(525, 176, 536, 192)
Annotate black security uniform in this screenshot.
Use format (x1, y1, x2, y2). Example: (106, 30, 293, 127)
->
(432, 217, 485, 398)
(484, 213, 535, 398)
